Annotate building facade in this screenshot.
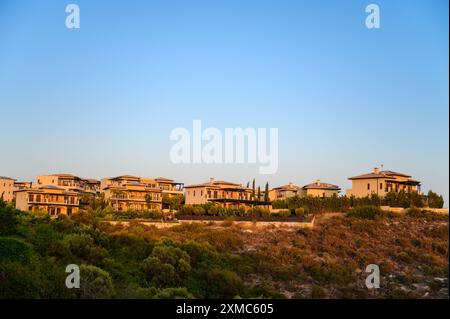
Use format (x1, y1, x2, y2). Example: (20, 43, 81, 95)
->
(268, 182, 305, 201)
(0, 176, 16, 202)
(15, 185, 81, 216)
(0, 176, 32, 202)
(101, 175, 183, 211)
(35, 174, 100, 195)
(346, 168, 421, 198)
(185, 178, 268, 208)
(302, 179, 341, 197)
(269, 180, 340, 201)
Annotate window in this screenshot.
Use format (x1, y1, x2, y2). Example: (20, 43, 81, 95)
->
(193, 191, 196, 196)
(367, 183, 370, 190)
(380, 183, 383, 190)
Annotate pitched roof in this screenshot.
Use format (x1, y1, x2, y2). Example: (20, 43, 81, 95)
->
(272, 183, 302, 191)
(185, 180, 242, 189)
(49, 173, 80, 179)
(83, 178, 100, 183)
(348, 172, 392, 180)
(348, 170, 412, 180)
(303, 181, 340, 190)
(109, 175, 140, 180)
(155, 177, 174, 182)
(380, 170, 412, 178)
(0, 176, 15, 180)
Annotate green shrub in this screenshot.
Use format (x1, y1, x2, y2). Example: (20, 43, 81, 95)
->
(202, 269, 243, 298)
(406, 206, 425, 217)
(346, 205, 383, 220)
(63, 233, 108, 264)
(154, 287, 194, 299)
(71, 210, 95, 225)
(141, 245, 192, 287)
(0, 237, 31, 262)
(78, 264, 114, 298)
(246, 283, 286, 299)
(0, 205, 19, 236)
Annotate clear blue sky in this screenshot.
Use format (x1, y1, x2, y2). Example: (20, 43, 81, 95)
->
(0, 0, 448, 204)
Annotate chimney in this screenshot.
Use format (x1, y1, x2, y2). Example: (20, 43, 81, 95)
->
(316, 179, 321, 186)
(289, 182, 293, 187)
(210, 177, 214, 184)
(373, 167, 380, 174)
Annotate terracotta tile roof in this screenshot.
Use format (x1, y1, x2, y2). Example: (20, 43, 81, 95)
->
(349, 172, 395, 180)
(303, 181, 340, 190)
(0, 176, 15, 180)
(380, 170, 412, 178)
(272, 183, 302, 191)
(349, 170, 412, 180)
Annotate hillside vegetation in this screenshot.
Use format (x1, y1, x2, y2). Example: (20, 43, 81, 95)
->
(0, 200, 448, 299)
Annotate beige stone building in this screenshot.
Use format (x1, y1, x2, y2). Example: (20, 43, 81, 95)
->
(268, 182, 305, 201)
(15, 185, 81, 216)
(0, 176, 16, 202)
(346, 168, 421, 198)
(185, 178, 265, 208)
(302, 179, 341, 197)
(269, 179, 340, 200)
(0, 176, 32, 202)
(101, 175, 183, 211)
(35, 174, 100, 195)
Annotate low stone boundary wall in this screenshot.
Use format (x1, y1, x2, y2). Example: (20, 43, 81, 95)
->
(102, 217, 315, 229)
(380, 206, 449, 214)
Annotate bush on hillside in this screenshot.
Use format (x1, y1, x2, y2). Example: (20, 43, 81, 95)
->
(345, 205, 383, 220)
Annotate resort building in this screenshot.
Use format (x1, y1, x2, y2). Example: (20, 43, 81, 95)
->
(0, 176, 32, 202)
(184, 178, 268, 208)
(15, 185, 81, 216)
(346, 168, 421, 198)
(302, 179, 341, 197)
(0, 176, 16, 202)
(269, 180, 341, 201)
(101, 175, 183, 211)
(268, 182, 305, 201)
(34, 174, 100, 195)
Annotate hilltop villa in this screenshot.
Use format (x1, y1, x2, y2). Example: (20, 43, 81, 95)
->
(268, 182, 304, 201)
(1, 168, 427, 216)
(35, 173, 100, 195)
(302, 180, 341, 197)
(12, 173, 101, 216)
(15, 185, 81, 216)
(101, 175, 183, 211)
(269, 179, 341, 200)
(0, 176, 32, 202)
(185, 178, 268, 208)
(346, 168, 421, 198)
